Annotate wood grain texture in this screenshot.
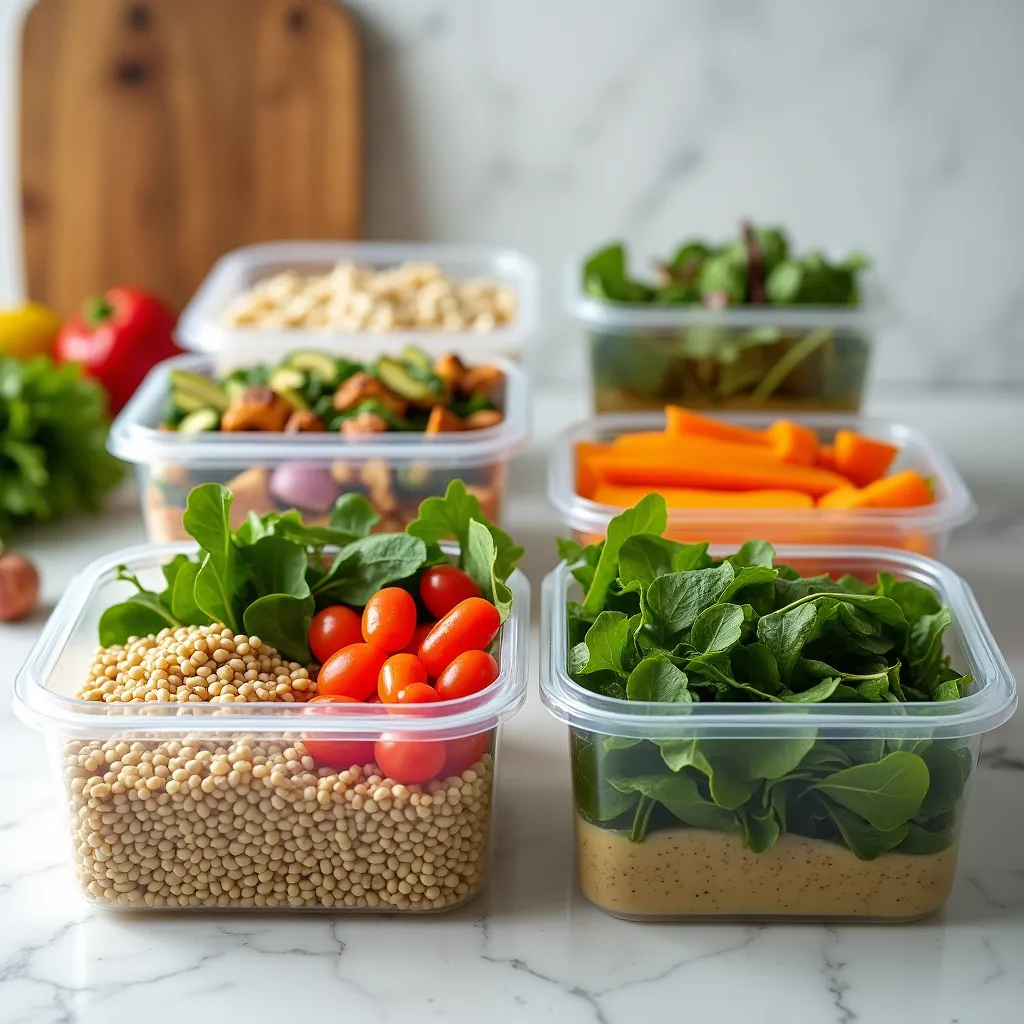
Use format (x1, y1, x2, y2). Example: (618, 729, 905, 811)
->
(20, 0, 362, 315)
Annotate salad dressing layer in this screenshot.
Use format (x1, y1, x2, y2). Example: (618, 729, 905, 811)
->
(576, 816, 957, 920)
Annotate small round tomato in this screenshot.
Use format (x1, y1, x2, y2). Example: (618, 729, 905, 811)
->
(317, 643, 389, 701)
(393, 682, 439, 704)
(308, 605, 362, 664)
(442, 732, 491, 776)
(302, 694, 376, 769)
(419, 597, 501, 678)
(419, 566, 481, 619)
(378, 653, 428, 704)
(434, 650, 499, 701)
(361, 587, 418, 653)
(401, 621, 435, 656)
(375, 735, 446, 785)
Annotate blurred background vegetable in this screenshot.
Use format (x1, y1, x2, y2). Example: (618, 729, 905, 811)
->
(0, 302, 62, 360)
(0, 548, 39, 621)
(0, 355, 124, 540)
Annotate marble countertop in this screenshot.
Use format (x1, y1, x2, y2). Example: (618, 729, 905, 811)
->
(2, 385, 1023, 1024)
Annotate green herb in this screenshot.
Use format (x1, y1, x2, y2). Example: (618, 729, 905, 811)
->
(0, 355, 124, 540)
(561, 494, 972, 858)
(100, 479, 521, 663)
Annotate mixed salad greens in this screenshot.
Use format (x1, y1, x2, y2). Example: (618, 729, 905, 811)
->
(580, 223, 872, 411)
(559, 494, 973, 859)
(101, 479, 523, 665)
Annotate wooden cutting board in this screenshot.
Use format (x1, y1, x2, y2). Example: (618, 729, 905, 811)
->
(20, 0, 362, 316)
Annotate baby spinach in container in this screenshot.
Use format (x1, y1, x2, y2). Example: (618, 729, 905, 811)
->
(540, 494, 1016, 921)
(569, 222, 877, 414)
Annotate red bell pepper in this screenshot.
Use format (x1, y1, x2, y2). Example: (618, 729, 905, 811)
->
(55, 287, 179, 413)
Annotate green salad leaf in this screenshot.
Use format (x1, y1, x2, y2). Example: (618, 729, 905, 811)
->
(561, 494, 973, 859)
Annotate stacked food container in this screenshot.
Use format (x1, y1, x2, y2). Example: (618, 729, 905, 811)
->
(539, 228, 1015, 922)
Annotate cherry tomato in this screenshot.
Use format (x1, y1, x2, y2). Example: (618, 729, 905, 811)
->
(375, 734, 446, 784)
(361, 587, 418, 653)
(419, 566, 481, 619)
(401, 622, 435, 656)
(419, 597, 501, 678)
(434, 650, 500, 701)
(302, 694, 376, 769)
(394, 682, 439, 704)
(317, 643, 389, 701)
(442, 732, 491, 776)
(378, 653, 428, 704)
(308, 605, 362, 664)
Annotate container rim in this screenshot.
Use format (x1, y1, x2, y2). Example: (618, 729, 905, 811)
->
(13, 542, 530, 741)
(548, 410, 977, 536)
(108, 353, 530, 467)
(538, 546, 1015, 740)
(177, 241, 540, 356)
(563, 256, 886, 330)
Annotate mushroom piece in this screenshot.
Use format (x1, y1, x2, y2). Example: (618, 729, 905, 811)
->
(332, 372, 408, 417)
(459, 364, 504, 396)
(221, 386, 292, 432)
(425, 406, 464, 434)
(284, 409, 325, 433)
(341, 412, 390, 436)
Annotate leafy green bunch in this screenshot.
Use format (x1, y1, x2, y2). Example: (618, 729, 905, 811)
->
(560, 494, 973, 858)
(582, 223, 869, 308)
(101, 479, 523, 664)
(0, 355, 124, 539)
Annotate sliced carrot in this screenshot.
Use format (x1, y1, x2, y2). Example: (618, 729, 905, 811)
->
(574, 441, 611, 499)
(833, 430, 899, 486)
(594, 484, 814, 510)
(588, 450, 848, 497)
(611, 432, 784, 465)
(665, 406, 770, 446)
(817, 470, 934, 509)
(818, 444, 836, 471)
(768, 420, 820, 467)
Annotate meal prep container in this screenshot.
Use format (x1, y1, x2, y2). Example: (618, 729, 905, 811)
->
(566, 265, 881, 414)
(540, 546, 1015, 922)
(549, 411, 975, 557)
(109, 354, 529, 543)
(178, 241, 540, 364)
(13, 543, 530, 912)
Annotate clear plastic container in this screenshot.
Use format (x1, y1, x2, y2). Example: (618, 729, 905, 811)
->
(13, 543, 530, 912)
(108, 353, 529, 543)
(539, 546, 1015, 922)
(549, 411, 975, 558)
(566, 264, 881, 413)
(177, 241, 540, 363)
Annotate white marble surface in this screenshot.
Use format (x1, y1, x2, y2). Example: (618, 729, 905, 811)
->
(1, 0, 1024, 385)
(0, 383, 1023, 1023)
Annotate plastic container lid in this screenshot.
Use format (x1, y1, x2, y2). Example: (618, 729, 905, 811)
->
(108, 353, 530, 469)
(177, 241, 540, 361)
(14, 543, 530, 741)
(549, 411, 976, 544)
(564, 258, 885, 331)
(540, 545, 1016, 741)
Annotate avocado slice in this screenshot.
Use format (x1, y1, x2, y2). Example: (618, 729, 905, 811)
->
(401, 346, 434, 377)
(177, 408, 221, 434)
(170, 370, 229, 414)
(374, 357, 444, 407)
(269, 367, 307, 392)
(287, 350, 339, 383)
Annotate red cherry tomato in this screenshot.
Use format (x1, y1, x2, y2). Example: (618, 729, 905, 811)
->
(442, 732, 491, 776)
(378, 653, 428, 704)
(394, 682, 439, 704)
(419, 566, 481, 619)
(434, 650, 500, 701)
(375, 735, 446, 785)
(361, 587, 418, 653)
(317, 643, 389, 701)
(419, 597, 501, 678)
(303, 694, 376, 770)
(401, 622, 435, 656)
(308, 605, 363, 664)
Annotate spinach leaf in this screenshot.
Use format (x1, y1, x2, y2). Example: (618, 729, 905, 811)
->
(571, 611, 631, 677)
(609, 773, 737, 831)
(464, 519, 514, 621)
(182, 484, 244, 632)
(170, 559, 209, 625)
(823, 801, 909, 860)
(314, 534, 426, 606)
(239, 536, 310, 599)
(813, 751, 929, 830)
(328, 492, 380, 539)
(98, 566, 182, 646)
(243, 594, 315, 665)
(644, 561, 735, 644)
(626, 656, 690, 702)
(757, 601, 818, 681)
(728, 540, 776, 568)
(574, 739, 640, 822)
(618, 535, 679, 589)
(691, 603, 744, 654)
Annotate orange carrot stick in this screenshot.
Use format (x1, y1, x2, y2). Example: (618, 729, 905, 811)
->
(593, 484, 814, 510)
(818, 444, 836, 471)
(574, 441, 611, 499)
(833, 430, 899, 487)
(589, 450, 849, 497)
(817, 470, 934, 509)
(664, 406, 771, 446)
(767, 420, 820, 466)
(611, 432, 786, 465)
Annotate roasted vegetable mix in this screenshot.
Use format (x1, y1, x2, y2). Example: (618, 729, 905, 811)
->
(579, 222, 872, 412)
(561, 495, 972, 862)
(64, 480, 522, 911)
